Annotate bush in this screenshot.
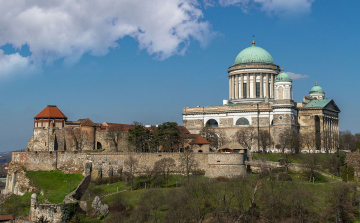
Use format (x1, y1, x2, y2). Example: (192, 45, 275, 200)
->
(93, 176, 122, 186)
(192, 169, 205, 176)
(214, 176, 229, 182)
(278, 172, 292, 181)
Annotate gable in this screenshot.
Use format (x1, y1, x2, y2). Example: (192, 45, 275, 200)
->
(324, 100, 340, 112)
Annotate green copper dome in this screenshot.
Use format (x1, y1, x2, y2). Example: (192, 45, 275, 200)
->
(275, 70, 292, 82)
(310, 81, 325, 94)
(234, 42, 275, 65)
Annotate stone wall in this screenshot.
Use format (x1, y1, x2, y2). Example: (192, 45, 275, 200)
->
(8, 151, 247, 194)
(29, 194, 62, 223)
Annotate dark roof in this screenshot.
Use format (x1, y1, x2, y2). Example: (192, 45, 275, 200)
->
(35, 105, 67, 119)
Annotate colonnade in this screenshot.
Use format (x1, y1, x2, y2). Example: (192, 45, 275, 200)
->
(320, 115, 340, 150)
(229, 73, 276, 100)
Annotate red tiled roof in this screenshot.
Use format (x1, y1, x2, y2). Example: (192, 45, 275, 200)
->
(0, 215, 14, 220)
(35, 105, 67, 119)
(191, 136, 210, 145)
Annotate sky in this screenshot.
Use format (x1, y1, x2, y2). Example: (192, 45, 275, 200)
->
(0, 0, 359, 152)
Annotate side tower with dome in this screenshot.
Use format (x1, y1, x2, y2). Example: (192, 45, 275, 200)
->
(182, 37, 340, 152)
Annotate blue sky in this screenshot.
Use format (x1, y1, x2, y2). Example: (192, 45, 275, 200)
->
(0, 0, 359, 152)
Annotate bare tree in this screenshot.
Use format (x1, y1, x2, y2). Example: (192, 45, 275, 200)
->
(217, 130, 228, 149)
(200, 125, 219, 150)
(107, 125, 126, 151)
(180, 151, 198, 186)
(302, 131, 316, 153)
(257, 130, 273, 153)
(154, 157, 176, 188)
(339, 130, 355, 151)
(280, 128, 300, 173)
(301, 153, 321, 181)
(235, 128, 256, 151)
(345, 152, 360, 181)
(124, 156, 138, 191)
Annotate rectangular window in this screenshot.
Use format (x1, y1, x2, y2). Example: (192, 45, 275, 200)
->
(268, 83, 271, 98)
(243, 83, 247, 98)
(256, 82, 260, 98)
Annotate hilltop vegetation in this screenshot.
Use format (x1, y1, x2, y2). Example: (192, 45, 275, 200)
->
(0, 170, 83, 218)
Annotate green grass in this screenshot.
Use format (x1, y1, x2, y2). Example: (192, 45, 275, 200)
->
(252, 153, 284, 162)
(26, 170, 83, 204)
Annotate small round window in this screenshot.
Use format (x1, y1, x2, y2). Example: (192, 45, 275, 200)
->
(278, 116, 283, 121)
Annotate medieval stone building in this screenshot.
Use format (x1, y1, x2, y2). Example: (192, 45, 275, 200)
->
(182, 38, 340, 151)
(28, 105, 210, 153)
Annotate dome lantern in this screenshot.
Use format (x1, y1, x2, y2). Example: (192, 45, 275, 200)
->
(309, 81, 325, 99)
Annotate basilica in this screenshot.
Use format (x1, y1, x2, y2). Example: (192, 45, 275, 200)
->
(182, 37, 340, 151)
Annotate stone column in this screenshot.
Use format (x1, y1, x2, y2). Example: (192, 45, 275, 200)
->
(240, 74, 244, 98)
(232, 75, 235, 99)
(235, 74, 239, 99)
(266, 73, 269, 98)
(247, 73, 250, 98)
(260, 74, 263, 98)
(253, 74, 256, 98)
(270, 74, 274, 98)
(229, 76, 231, 99)
(230, 75, 233, 99)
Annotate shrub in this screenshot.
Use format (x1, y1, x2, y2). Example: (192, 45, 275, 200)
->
(192, 169, 205, 176)
(278, 172, 292, 181)
(215, 176, 229, 182)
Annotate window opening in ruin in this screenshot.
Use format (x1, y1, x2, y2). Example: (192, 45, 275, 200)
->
(236, 117, 250, 125)
(97, 142, 102, 150)
(206, 119, 218, 128)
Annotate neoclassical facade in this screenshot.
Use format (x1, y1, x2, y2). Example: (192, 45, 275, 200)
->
(183, 38, 340, 151)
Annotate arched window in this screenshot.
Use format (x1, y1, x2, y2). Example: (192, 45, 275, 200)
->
(206, 119, 218, 127)
(236, 117, 250, 125)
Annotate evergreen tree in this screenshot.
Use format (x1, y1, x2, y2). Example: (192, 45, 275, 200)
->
(347, 165, 354, 181)
(341, 166, 347, 182)
(155, 122, 180, 152)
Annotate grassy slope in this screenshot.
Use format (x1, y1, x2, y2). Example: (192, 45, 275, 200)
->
(26, 170, 83, 203)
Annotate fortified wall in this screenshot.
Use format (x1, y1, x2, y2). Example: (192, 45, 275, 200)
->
(6, 151, 247, 195)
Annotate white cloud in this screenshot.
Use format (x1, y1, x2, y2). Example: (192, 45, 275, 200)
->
(0, 0, 216, 78)
(218, 0, 315, 16)
(287, 72, 309, 80)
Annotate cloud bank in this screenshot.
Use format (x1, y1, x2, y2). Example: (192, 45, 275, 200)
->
(0, 0, 315, 78)
(0, 0, 215, 78)
(287, 72, 309, 80)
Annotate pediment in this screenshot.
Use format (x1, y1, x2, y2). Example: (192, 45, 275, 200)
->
(324, 100, 340, 112)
